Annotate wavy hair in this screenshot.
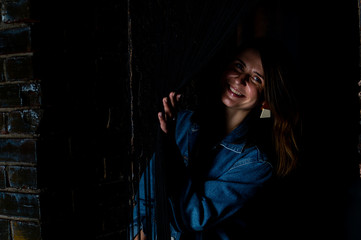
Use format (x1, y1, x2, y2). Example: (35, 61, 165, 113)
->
(243, 38, 302, 176)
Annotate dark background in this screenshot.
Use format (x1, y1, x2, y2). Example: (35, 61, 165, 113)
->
(38, 0, 361, 239)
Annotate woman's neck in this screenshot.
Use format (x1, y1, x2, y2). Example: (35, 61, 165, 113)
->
(224, 108, 250, 135)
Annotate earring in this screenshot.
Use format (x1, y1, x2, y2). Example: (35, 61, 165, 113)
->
(260, 107, 271, 118)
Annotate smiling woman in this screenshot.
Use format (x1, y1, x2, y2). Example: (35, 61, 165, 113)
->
(221, 39, 300, 176)
(130, 38, 301, 240)
(221, 48, 265, 123)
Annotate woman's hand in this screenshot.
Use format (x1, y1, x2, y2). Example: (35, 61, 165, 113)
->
(158, 91, 182, 134)
(134, 229, 147, 240)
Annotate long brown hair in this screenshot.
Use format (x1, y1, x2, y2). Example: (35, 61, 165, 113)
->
(248, 38, 301, 177)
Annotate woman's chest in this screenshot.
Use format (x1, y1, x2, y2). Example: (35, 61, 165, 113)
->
(187, 146, 246, 179)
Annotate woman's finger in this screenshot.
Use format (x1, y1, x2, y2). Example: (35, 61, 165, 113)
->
(163, 97, 173, 120)
(158, 112, 168, 133)
(169, 92, 182, 112)
(169, 92, 176, 109)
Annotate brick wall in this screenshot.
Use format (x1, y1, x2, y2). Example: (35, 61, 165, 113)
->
(0, 0, 131, 239)
(358, 0, 361, 176)
(0, 0, 42, 239)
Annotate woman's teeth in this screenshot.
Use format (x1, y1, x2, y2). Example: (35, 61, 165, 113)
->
(229, 86, 243, 96)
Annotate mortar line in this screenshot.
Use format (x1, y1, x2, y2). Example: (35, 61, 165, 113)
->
(0, 188, 41, 194)
(0, 214, 40, 223)
(0, 22, 29, 31)
(0, 134, 38, 139)
(0, 52, 33, 59)
(0, 106, 41, 112)
(0, 79, 41, 85)
(0, 162, 37, 167)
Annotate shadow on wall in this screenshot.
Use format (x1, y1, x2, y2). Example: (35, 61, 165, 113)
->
(37, 1, 130, 239)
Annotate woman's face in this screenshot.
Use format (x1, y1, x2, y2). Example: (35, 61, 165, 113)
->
(221, 48, 265, 112)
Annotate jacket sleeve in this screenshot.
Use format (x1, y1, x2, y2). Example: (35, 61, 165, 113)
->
(165, 142, 273, 232)
(129, 111, 193, 239)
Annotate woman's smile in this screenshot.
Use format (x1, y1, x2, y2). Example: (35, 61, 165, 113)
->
(220, 48, 265, 112)
(227, 84, 244, 98)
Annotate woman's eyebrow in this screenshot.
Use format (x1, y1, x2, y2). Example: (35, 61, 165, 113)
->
(254, 72, 264, 79)
(236, 58, 246, 67)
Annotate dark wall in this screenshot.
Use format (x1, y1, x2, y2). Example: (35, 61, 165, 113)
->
(39, 1, 130, 239)
(300, 1, 361, 239)
(263, 1, 361, 240)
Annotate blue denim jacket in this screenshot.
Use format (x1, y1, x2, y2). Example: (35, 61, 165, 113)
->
(130, 110, 273, 240)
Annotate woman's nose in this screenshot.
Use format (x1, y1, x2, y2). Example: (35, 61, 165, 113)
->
(234, 73, 249, 85)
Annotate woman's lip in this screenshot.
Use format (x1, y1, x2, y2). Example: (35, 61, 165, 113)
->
(227, 85, 244, 98)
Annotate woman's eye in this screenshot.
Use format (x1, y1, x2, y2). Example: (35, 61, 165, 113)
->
(252, 76, 262, 84)
(235, 63, 244, 71)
